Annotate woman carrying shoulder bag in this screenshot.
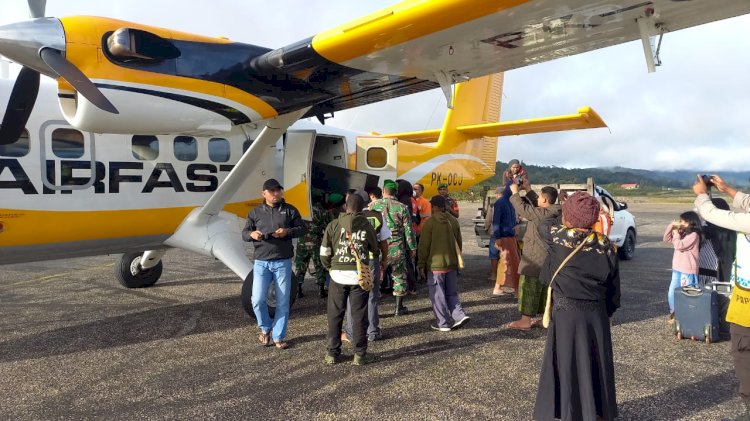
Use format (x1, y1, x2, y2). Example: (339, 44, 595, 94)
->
(534, 192, 621, 421)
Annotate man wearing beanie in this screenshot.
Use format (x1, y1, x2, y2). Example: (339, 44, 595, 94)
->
(370, 179, 417, 315)
(507, 178, 561, 330)
(502, 159, 527, 187)
(418, 195, 470, 331)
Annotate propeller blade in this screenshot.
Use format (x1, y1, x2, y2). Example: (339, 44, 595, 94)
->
(0, 66, 39, 145)
(28, 0, 47, 18)
(40, 48, 119, 114)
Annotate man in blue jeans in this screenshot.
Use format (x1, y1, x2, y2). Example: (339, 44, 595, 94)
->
(242, 178, 306, 349)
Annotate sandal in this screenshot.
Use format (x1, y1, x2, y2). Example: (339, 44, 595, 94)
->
(530, 319, 544, 329)
(258, 332, 271, 346)
(274, 340, 289, 350)
(506, 320, 531, 331)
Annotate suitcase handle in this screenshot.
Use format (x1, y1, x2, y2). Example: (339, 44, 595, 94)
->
(681, 287, 704, 296)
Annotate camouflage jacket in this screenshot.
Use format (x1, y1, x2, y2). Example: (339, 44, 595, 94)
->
(370, 198, 416, 251)
(300, 204, 331, 246)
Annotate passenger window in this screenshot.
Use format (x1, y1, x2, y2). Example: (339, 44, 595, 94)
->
(174, 136, 197, 161)
(209, 138, 230, 162)
(131, 135, 159, 160)
(0, 128, 30, 157)
(51, 128, 84, 158)
(366, 147, 388, 169)
(242, 138, 254, 153)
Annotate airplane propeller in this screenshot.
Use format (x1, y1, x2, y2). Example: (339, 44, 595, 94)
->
(0, 1, 118, 145)
(28, 0, 47, 18)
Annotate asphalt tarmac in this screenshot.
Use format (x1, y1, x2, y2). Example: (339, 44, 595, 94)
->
(0, 203, 744, 420)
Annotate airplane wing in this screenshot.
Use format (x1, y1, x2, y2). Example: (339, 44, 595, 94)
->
(383, 107, 606, 143)
(256, 0, 750, 119)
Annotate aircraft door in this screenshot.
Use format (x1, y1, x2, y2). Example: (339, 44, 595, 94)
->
(283, 130, 315, 220)
(38, 120, 99, 192)
(355, 136, 397, 183)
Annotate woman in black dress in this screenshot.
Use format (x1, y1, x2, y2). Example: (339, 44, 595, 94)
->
(533, 192, 621, 421)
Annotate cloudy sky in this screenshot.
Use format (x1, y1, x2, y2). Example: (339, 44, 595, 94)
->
(1, 0, 748, 171)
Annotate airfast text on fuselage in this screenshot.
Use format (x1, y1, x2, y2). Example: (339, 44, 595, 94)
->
(0, 158, 233, 194)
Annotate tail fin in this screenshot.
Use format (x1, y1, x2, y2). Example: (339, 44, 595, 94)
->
(436, 72, 504, 170)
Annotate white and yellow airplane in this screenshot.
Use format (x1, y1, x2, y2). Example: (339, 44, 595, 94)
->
(0, 65, 605, 308)
(0, 0, 748, 309)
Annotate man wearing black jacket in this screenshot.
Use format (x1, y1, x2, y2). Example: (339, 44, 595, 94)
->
(242, 178, 306, 349)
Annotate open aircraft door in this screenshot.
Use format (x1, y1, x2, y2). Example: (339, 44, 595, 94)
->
(356, 136, 397, 184)
(283, 130, 315, 220)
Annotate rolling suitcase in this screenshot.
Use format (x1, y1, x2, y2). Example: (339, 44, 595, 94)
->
(673, 287, 720, 343)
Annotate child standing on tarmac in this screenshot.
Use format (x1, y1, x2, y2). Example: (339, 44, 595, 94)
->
(663, 211, 702, 323)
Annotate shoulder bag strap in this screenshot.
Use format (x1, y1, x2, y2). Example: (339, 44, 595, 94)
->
(549, 232, 594, 288)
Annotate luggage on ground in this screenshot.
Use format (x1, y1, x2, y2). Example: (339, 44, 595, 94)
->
(673, 287, 720, 343)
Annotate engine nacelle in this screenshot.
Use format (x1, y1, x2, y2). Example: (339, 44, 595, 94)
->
(58, 86, 237, 136)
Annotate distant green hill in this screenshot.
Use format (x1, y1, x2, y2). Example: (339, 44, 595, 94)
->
(483, 162, 750, 189)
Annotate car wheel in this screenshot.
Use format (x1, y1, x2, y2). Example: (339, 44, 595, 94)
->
(618, 229, 636, 260)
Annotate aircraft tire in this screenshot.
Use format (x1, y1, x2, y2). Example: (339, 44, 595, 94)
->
(115, 252, 162, 288)
(618, 229, 636, 261)
(241, 270, 298, 319)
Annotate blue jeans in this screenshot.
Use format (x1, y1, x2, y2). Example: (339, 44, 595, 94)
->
(252, 258, 292, 341)
(668, 269, 698, 313)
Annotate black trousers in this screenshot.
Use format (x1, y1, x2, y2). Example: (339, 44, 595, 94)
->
(327, 281, 369, 356)
(732, 323, 750, 406)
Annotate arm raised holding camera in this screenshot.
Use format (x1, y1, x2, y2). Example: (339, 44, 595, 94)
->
(694, 174, 750, 233)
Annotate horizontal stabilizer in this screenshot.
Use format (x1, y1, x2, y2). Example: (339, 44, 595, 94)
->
(383, 106, 606, 143)
(456, 106, 606, 137)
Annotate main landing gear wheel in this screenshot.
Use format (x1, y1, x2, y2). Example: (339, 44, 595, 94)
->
(241, 270, 298, 319)
(115, 252, 163, 288)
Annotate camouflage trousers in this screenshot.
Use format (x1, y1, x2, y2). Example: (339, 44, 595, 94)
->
(293, 242, 326, 286)
(385, 242, 409, 297)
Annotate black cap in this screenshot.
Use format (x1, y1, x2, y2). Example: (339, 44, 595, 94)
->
(262, 178, 283, 191)
(430, 195, 446, 208)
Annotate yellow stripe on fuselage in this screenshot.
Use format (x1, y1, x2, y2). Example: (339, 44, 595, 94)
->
(0, 201, 261, 247)
(312, 0, 529, 64)
(58, 16, 278, 120)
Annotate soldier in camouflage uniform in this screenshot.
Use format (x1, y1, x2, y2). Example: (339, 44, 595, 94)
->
(293, 202, 332, 298)
(370, 180, 417, 315)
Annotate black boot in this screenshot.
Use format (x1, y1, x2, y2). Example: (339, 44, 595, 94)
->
(319, 284, 328, 299)
(394, 296, 408, 316)
(296, 283, 304, 299)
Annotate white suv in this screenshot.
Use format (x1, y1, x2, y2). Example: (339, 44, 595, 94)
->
(594, 185, 637, 260)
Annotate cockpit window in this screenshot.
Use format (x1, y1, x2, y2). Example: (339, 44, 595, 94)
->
(106, 28, 180, 63)
(0, 128, 30, 157)
(51, 128, 84, 159)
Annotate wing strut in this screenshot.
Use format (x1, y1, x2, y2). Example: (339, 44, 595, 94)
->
(165, 108, 310, 280)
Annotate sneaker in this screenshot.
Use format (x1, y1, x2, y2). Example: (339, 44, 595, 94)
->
(431, 325, 452, 332)
(324, 354, 341, 365)
(367, 332, 382, 342)
(452, 316, 471, 330)
(352, 353, 375, 366)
